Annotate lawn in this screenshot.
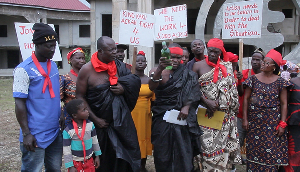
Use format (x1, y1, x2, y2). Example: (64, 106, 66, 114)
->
(0, 78, 246, 172)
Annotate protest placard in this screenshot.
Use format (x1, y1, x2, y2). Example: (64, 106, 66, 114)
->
(222, 0, 263, 39)
(14, 22, 62, 61)
(119, 10, 155, 47)
(154, 4, 187, 41)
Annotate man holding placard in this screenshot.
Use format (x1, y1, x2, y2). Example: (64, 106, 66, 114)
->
(149, 46, 202, 172)
(193, 38, 241, 171)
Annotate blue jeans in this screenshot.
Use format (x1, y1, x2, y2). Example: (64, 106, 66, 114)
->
(20, 131, 63, 172)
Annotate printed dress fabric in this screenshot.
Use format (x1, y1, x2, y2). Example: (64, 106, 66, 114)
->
(131, 84, 154, 159)
(60, 73, 76, 127)
(284, 83, 300, 172)
(198, 61, 241, 171)
(244, 75, 291, 171)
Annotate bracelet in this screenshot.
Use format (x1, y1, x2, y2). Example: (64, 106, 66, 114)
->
(22, 132, 31, 137)
(276, 120, 287, 130)
(150, 72, 162, 83)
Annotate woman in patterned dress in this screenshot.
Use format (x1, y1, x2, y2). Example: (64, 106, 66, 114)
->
(60, 48, 86, 128)
(243, 49, 291, 171)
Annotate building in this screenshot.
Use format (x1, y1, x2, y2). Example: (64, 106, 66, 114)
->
(1, 0, 300, 75)
(0, 0, 90, 75)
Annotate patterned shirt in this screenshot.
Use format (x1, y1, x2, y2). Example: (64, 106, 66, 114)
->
(63, 120, 102, 168)
(13, 56, 61, 149)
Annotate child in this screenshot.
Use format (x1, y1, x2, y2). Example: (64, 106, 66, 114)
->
(63, 99, 101, 172)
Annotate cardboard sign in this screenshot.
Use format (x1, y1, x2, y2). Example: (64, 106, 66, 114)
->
(222, 0, 263, 39)
(154, 4, 188, 40)
(119, 10, 155, 47)
(14, 22, 62, 61)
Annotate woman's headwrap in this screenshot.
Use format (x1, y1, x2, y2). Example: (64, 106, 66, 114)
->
(137, 51, 145, 56)
(207, 38, 228, 61)
(67, 47, 85, 62)
(265, 49, 286, 66)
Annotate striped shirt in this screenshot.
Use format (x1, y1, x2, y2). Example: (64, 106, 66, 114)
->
(63, 120, 102, 168)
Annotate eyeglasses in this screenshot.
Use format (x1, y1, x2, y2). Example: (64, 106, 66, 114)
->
(261, 61, 275, 67)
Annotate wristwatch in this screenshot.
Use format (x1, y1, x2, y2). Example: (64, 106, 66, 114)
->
(150, 72, 162, 83)
(22, 132, 31, 137)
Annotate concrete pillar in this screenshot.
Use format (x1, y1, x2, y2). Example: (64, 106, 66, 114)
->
(90, 0, 96, 53)
(112, 0, 127, 42)
(42, 18, 47, 24)
(135, 0, 154, 75)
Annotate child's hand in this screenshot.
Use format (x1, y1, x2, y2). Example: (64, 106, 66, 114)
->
(69, 166, 77, 172)
(94, 156, 100, 169)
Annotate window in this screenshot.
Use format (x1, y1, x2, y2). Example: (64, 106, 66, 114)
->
(282, 9, 293, 18)
(79, 25, 90, 37)
(7, 50, 20, 68)
(102, 14, 112, 37)
(0, 25, 7, 37)
(187, 9, 199, 34)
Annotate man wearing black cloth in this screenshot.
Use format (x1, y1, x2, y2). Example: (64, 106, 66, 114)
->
(76, 36, 141, 172)
(149, 46, 202, 172)
(186, 39, 206, 70)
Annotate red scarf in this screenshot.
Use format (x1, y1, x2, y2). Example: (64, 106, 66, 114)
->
(205, 57, 227, 83)
(72, 119, 87, 162)
(31, 52, 55, 98)
(91, 52, 118, 85)
(70, 69, 78, 77)
(195, 55, 207, 62)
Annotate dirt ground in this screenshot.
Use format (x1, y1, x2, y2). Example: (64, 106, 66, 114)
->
(0, 78, 246, 172)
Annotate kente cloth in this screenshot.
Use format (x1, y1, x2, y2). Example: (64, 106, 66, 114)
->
(198, 61, 241, 171)
(284, 83, 300, 172)
(60, 74, 76, 128)
(85, 59, 141, 172)
(151, 64, 202, 172)
(243, 76, 292, 171)
(131, 84, 155, 159)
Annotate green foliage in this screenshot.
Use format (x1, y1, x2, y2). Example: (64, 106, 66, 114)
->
(83, 49, 91, 62)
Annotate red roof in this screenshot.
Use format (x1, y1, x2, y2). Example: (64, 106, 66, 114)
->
(0, 0, 90, 11)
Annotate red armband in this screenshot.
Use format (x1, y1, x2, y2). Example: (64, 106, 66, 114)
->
(276, 120, 287, 130)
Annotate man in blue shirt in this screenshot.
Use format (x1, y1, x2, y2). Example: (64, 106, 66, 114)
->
(13, 23, 62, 171)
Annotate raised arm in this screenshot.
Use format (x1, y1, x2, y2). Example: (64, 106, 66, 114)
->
(149, 57, 171, 91)
(76, 64, 108, 128)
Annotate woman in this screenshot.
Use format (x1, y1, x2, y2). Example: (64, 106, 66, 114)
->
(60, 47, 86, 127)
(131, 51, 154, 172)
(243, 49, 291, 171)
(284, 76, 300, 171)
(182, 47, 190, 65)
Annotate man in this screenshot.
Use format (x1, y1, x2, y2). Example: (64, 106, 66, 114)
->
(76, 36, 141, 172)
(186, 39, 206, 70)
(116, 43, 132, 70)
(236, 48, 264, 163)
(281, 64, 290, 81)
(149, 46, 202, 172)
(13, 23, 62, 171)
(192, 38, 241, 171)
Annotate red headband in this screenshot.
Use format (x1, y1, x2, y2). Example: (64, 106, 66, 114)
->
(67, 48, 84, 61)
(169, 47, 183, 55)
(227, 52, 238, 62)
(137, 51, 145, 56)
(207, 38, 229, 61)
(266, 49, 286, 66)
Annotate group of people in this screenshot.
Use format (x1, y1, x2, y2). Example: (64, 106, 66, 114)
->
(12, 22, 300, 172)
